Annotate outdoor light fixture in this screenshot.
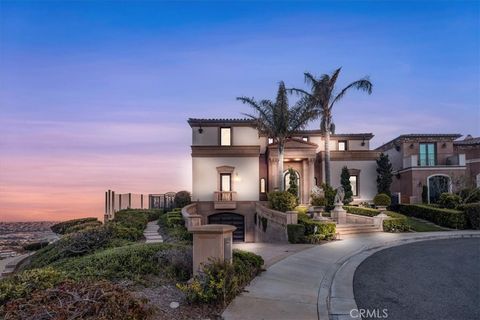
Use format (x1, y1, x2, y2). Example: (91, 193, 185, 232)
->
(198, 125, 203, 134)
(361, 137, 366, 146)
(410, 143, 414, 149)
(442, 143, 447, 148)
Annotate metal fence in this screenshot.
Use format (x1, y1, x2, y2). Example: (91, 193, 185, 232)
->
(104, 190, 179, 220)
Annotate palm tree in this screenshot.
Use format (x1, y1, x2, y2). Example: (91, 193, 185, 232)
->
(237, 81, 318, 191)
(289, 68, 372, 185)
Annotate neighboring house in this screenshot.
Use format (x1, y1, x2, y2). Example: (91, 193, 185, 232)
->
(188, 118, 379, 241)
(375, 134, 469, 204)
(454, 135, 480, 188)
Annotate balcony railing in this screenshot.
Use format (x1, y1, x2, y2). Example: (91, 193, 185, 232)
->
(402, 154, 466, 168)
(213, 191, 237, 209)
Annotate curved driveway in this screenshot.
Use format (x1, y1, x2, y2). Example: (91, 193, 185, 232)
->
(354, 238, 480, 320)
(223, 231, 480, 320)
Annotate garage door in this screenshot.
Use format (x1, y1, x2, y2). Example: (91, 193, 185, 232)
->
(208, 213, 245, 242)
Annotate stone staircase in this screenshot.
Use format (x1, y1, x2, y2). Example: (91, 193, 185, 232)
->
(335, 223, 382, 236)
(144, 221, 164, 243)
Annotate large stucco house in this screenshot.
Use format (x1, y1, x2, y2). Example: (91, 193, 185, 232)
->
(186, 118, 478, 242)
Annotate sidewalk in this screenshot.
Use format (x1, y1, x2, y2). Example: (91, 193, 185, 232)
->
(144, 221, 163, 243)
(223, 230, 480, 320)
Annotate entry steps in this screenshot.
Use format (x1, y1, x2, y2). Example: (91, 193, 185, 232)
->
(335, 223, 382, 235)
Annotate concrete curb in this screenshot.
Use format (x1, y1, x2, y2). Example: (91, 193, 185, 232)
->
(324, 231, 480, 320)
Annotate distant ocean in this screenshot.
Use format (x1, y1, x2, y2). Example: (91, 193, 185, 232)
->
(0, 222, 58, 259)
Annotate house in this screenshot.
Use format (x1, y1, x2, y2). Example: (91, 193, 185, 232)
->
(188, 118, 379, 242)
(375, 134, 468, 204)
(454, 135, 480, 188)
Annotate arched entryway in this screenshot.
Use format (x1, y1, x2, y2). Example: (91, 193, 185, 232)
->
(428, 174, 451, 203)
(283, 169, 300, 198)
(208, 212, 245, 242)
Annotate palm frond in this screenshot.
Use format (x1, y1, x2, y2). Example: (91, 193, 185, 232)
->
(329, 77, 373, 110)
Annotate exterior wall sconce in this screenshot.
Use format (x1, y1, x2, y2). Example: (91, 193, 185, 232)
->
(395, 144, 401, 151)
(198, 125, 203, 134)
(396, 173, 401, 179)
(442, 143, 447, 148)
(234, 172, 241, 182)
(361, 136, 365, 146)
(410, 143, 414, 149)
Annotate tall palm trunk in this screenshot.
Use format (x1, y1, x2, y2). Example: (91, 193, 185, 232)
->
(324, 129, 331, 185)
(278, 144, 285, 191)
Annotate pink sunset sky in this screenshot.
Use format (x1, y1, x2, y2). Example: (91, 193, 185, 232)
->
(1, 1, 478, 222)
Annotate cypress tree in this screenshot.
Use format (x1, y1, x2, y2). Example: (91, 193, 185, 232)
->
(340, 166, 353, 204)
(376, 153, 393, 195)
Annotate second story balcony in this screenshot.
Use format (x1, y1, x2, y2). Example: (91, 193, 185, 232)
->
(213, 191, 237, 209)
(402, 154, 466, 169)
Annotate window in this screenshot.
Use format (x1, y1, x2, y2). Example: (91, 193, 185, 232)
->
(302, 136, 308, 142)
(268, 138, 274, 144)
(419, 143, 436, 166)
(220, 128, 231, 146)
(349, 175, 358, 196)
(260, 178, 266, 193)
(314, 177, 318, 186)
(338, 140, 347, 151)
(220, 173, 231, 191)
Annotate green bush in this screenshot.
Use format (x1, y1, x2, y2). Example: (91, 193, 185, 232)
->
(159, 211, 192, 243)
(51, 218, 99, 234)
(287, 224, 305, 243)
(113, 210, 149, 231)
(22, 241, 50, 251)
(458, 203, 480, 229)
(458, 188, 480, 204)
(344, 206, 379, 217)
(297, 214, 336, 239)
(27, 226, 117, 269)
(108, 222, 144, 241)
(174, 191, 192, 209)
(373, 193, 391, 207)
(0, 267, 66, 305)
(321, 183, 336, 211)
(52, 243, 189, 282)
(295, 205, 309, 215)
(63, 221, 103, 234)
(311, 196, 326, 207)
(177, 250, 263, 306)
(383, 211, 409, 232)
(268, 191, 297, 212)
(396, 204, 467, 229)
(305, 234, 326, 244)
(438, 193, 461, 209)
(1, 280, 151, 320)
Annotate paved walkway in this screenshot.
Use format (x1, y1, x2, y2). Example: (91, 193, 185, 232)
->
(144, 221, 163, 243)
(223, 230, 480, 320)
(233, 242, 314, 268)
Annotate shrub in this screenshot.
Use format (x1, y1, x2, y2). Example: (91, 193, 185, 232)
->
(458, 203, 480, 230)
(373, 193, 391, 207)
(51, 218, 98, 234)
(458, 188, 480, 204)
(340, 166, 353, 204)
(63, 221, 103, 234)
(305, 234, 325, 244)
(311, 196, 326, 207)
(421, 185, 428, 203)
(321, 183, 336, 211)
(286, 168, 299, 204)
(295, 205, 309, 215)
(297, 214, 336, 239)
(177, 250, 263, 306)
(22, 241, 49, 251)
(383, 211, 409, 232)
(159, 211, 192, 243)
(154, 247, 193, 281)
(1, 280, 151, 320)
(174, 191, 192, 209)
(396, 204, 467, 229)
(113, 210, 148, 232)
(52, 243, 188, 282)
(344, 206, 379, 217)
(0, 267, 66, 305)
(438, 193, 461, 209)
(27, 226, 119, 269)
(287, 224, 305, 243)
(268, 191, 297, 212)
(108, 222, 144, 241)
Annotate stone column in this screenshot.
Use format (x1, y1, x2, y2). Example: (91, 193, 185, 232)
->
(269, 157, 279, 191)
(302, 159, 308, 204)
(190, 224, 236, 275)
(308, 158, 315, 204)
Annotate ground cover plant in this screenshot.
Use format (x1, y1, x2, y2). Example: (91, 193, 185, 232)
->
(287, 213, 336, 243)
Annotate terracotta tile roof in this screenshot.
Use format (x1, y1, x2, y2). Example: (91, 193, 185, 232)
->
(376, 133, 463, 151)
(454, 136, 480, 146)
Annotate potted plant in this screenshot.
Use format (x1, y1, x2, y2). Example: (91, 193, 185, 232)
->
(373, 193, 391, 212)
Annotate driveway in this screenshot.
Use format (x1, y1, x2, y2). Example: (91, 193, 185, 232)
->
(354, 238, 480, 320)
(223, 231, 480, 320)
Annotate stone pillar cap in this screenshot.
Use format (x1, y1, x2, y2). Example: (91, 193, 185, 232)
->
(190, 224, 236, 234)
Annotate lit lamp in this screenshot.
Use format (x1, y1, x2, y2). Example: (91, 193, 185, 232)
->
(234, 172, 241, 182)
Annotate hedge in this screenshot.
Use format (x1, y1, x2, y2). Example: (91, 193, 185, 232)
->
(296, 214, 336, 242)
(51, 218, 99, 234)
(287, 224, 305, 244)
(383, 211, 409, 232)
(343, 206, 379, 217)
(373, 193, 391, 207)
(396, 204, 467, 229)
(458, 203, 480, 230)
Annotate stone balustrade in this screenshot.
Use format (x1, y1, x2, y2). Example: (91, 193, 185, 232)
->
(181, 203, 202, 230)
(255, 202, 297, 243)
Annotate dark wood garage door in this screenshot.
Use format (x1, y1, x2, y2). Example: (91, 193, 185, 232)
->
(208, 213, 245, 242)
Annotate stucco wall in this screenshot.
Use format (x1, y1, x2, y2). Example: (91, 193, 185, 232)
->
(330, 160, 377, 201)
(192, 157, 260, 201)
(383, 148, 403, 171)
(192, 127, 218, 145)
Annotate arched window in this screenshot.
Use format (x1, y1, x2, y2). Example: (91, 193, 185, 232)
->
(428, 175, 451, 203)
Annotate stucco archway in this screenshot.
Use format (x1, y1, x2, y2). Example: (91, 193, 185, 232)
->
(427, 174, 451, 203)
